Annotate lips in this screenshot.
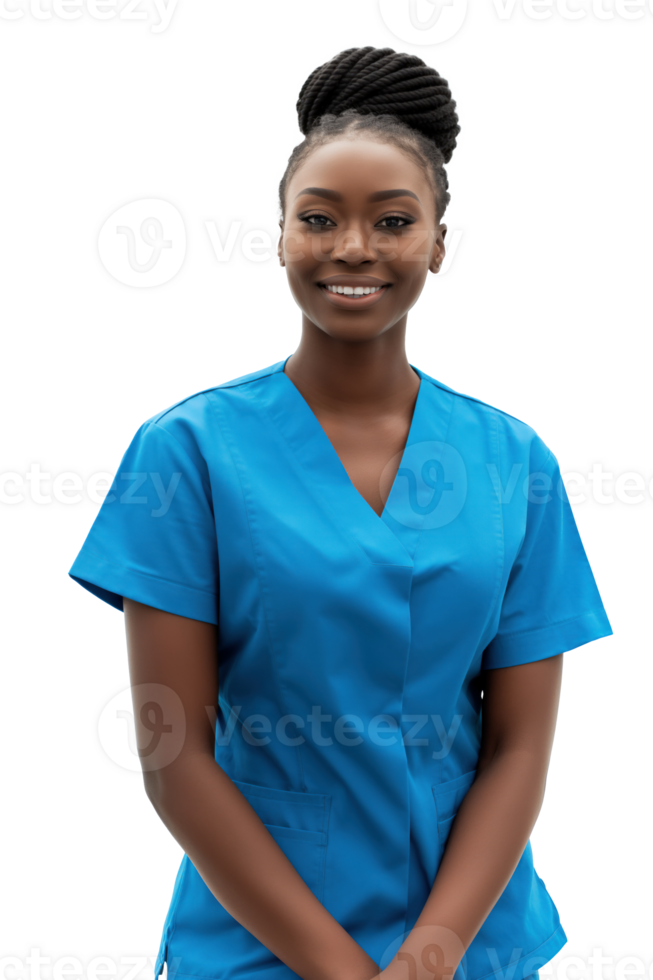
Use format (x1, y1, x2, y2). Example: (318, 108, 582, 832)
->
(317, 275, 391, 288)
(324, 283, 384, 297)
(317, 275, 391, 309)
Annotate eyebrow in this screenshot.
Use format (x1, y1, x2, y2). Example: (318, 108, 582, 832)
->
(295, 187, 421, 204)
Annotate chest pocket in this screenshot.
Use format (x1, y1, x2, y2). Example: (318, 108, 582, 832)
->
(232, 778, 331, 902)
(432, 769, 477, 856)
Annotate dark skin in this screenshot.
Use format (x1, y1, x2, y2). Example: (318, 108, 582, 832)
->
(124, 137, 564, 980)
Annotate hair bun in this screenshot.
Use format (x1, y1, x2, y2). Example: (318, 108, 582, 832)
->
(296, 46, 460, 164)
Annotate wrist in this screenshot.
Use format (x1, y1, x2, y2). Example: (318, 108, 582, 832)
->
(328, 953, 380, 980)
(386, 924, 465, 980)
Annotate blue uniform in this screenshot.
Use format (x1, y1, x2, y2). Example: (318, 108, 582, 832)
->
(69, 357, 612, 980)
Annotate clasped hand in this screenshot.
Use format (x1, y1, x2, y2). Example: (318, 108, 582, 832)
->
(365, 924, 465, 980)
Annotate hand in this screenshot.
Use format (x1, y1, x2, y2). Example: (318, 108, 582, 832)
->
(375, 924, 465, 980)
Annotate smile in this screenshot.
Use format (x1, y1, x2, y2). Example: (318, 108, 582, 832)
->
(318, 280, 391, 309)
(324, 284, 384, 296)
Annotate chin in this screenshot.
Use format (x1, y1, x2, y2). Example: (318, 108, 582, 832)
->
(309, 314, 396, 342)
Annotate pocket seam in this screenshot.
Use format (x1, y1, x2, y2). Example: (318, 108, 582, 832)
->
(432, 768, 477, 800)
(431, 769, 477, 855)
(232, 777, 329, 809)
(265, 822, 327, 845)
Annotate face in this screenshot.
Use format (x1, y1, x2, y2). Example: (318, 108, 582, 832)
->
(278, 138, 447, 343)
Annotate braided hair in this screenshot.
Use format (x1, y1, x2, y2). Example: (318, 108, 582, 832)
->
(279, 47, 461, 223)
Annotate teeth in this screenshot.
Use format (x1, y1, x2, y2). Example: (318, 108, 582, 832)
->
(325, 285, 383, 296)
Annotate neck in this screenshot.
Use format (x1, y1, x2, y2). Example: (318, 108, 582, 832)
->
(284, 315, 420, 417)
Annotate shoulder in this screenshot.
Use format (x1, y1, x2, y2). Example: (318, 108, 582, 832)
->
(415, 366, 554, 469)
(126, 359, 286, 463)
(146, 359, 284, 427)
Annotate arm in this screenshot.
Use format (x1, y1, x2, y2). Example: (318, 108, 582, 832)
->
(381, 654, 564, 980)
(123, 598, 379, 980)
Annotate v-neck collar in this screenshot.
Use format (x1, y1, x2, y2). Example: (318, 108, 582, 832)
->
(257, 356, 453, 568)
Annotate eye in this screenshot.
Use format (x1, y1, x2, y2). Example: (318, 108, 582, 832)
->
(377, 215, 414, 229)
(299, 213, 336, 228)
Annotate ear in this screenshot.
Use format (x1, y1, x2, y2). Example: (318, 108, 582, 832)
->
(277, 220, 285, 268)
(429, 223, 447, 275)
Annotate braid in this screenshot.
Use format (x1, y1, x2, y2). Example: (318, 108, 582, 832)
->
(297, 48, 393, 132)
(280, 47, 461, 221)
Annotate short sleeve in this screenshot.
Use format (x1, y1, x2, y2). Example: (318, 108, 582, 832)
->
(482, 441, 612, 670)
(68, 419, 219, 624)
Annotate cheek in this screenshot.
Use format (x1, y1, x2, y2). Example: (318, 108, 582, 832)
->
(395, 229, 434, 269)
(282, 229, 310, 268)
(283, 231, 331, 271)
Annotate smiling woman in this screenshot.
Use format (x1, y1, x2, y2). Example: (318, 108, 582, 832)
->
(68, 45, 612, 980)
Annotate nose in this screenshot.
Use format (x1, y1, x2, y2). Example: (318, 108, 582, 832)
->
(329, 225, 377, 265)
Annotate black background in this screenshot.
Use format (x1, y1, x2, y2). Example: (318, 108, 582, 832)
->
(0, 0, 653, 980)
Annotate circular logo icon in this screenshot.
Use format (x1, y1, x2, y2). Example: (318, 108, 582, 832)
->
(380, 440, 467, 529)
(98, 683, 186, 773)
(379, 0, 468, 45)
(378, 924, 467, 977)
(98, 198, 186, 287)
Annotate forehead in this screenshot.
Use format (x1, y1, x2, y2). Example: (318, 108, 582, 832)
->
(286, 138, 435, 208)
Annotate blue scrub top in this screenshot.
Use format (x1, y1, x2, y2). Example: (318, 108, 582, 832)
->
(69, 357, 612, 980)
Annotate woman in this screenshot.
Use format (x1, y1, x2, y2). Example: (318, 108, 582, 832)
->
(69, 47, 612, 980)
